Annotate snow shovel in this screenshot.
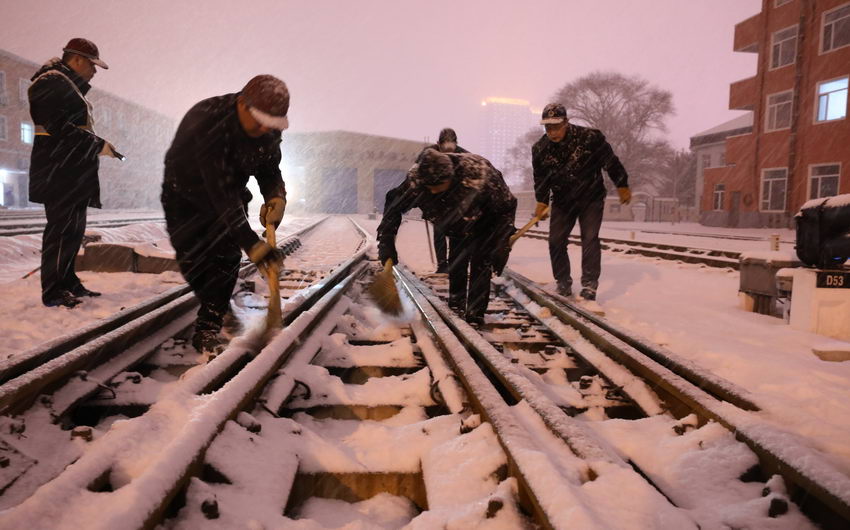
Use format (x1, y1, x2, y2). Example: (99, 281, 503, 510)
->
(263, 222, 282, 332)
(509, 206, 550, 247)
(369, 259, 403, 315)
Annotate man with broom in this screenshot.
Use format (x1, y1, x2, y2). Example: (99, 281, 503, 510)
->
(161, 75, 289, 354)
(377, 149, 516, 327)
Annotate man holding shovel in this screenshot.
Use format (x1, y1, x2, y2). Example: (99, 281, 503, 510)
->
(377, 149, 516, 327)
(161, 75, 289, 354)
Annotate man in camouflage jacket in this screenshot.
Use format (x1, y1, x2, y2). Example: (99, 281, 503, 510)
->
(532, 103, 631, 301)
(378, 149, 516, 326)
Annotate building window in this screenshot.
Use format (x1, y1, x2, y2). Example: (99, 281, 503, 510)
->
(701, 153, 712, 169)
(816, 77, 848, 122)
(771, 25, 798, 69)
(18, 79, 29, 103)
(761, 168, 788, 212)
(822, 4, 850, 53)
(0, 115, 7, 141)
(719, 152, 726, 167)
(0, 71, 6, 105)
(775, 0, 792, 6)
(810, 164, 840, 199)
(20, 122, 33, 144)
(765, 90, 793, 131)
(713, 184, 725, 210)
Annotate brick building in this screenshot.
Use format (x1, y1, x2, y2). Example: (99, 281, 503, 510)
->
(0, 48, 174, 209)
(703, 0, 850, 227)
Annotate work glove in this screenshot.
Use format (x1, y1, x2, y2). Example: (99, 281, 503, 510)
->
(248, 240, 284, 276)
(259, 197, 286, 228)
(534, 202, 550, 220)
(377, 240, 398, 266)
(617, 187, 632, 205)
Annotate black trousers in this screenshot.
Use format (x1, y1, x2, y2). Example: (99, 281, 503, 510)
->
(41, 201, 88, 302)
(447, 232, 494, 322)
(163, 197, 242, 334)
(548, 199, 604, 291)
(433, 224, 448, 269)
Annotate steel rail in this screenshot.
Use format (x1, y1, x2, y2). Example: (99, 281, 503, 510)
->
(0, 216, 329, 386)
(0, 257, 369, 530)
(501, 269, 850, 525)
(394, 265, 692, 530)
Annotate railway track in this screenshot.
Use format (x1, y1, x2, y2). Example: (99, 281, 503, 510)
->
(523, 227, 743, 269)
(0, 216, 166, 237)
(0, 218, 846, 528)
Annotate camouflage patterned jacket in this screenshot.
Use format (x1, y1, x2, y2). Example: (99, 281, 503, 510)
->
(377, 152, 516, 264)
(532, 124, 629, 207)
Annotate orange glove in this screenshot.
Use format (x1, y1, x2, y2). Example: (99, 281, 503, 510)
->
(617, 187, 632, 205)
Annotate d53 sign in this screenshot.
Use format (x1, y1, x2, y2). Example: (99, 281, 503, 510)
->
(816, 271, 850, 289)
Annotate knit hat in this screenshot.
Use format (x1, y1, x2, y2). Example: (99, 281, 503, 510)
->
(417, 149, 454, 185)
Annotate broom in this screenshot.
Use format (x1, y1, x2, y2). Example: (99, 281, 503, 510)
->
(369, 258, 403, 315)
(509, 206, 550, 247)
(264, 222, 282, 332)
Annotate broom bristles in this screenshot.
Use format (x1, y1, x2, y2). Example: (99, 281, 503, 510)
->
(369, 259, 403, 315)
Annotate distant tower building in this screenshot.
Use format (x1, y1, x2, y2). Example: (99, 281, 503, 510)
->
(480, 97, 537, 185)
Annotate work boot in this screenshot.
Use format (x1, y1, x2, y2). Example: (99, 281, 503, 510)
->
(466, 314, 485, 328)
(43, 290, 82, 308)
(70, 284, 102, 297)
(192, 330, 226, 357)
(579, 287, 596, 301)
(556, 283, 572, 297)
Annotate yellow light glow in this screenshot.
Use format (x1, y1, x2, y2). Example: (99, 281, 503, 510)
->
(484, 97, 530, 106)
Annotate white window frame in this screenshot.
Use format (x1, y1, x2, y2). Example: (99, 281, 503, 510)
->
(18, 79, 29, 103)
(770, 24, 798, 70)
(809, 163, 841, 199)
(821, 2, 850, 54)
(775, 0, 792, 6)
(0, 71, 6, 105)
(0, 115, 7, 141)
(20, 121, 33, 145)
(765, 89, 794, 132)
(814, 75, 848, 123)
(713, 184, 725, 211)
(760, 167, 789, 212)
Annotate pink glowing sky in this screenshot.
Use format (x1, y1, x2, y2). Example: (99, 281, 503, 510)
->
(3, 0, 760, 151)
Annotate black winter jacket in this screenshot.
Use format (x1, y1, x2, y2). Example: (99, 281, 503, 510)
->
(28, 59, 105, 207)
(377, 152, 516, 264)
(162, 93, 286, 253)
(532, 124, 629, 207)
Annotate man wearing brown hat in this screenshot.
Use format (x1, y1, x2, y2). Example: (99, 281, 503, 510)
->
(161, 75, 290, 354)
(28, 38, 122, 308)
(531, 103, 631, 301)
(377, 149, 516, 327)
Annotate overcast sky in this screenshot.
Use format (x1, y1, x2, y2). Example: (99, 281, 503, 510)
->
(3, 0, 760, 152)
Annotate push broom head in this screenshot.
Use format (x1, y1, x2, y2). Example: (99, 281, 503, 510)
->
(369, 259, 404, 315)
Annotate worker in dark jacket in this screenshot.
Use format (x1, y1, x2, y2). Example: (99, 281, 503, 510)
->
(162, 75, 289, 354)
(532, 103, 631, 301)
(378, 149, 516, 326)
(28, 38, 122, 308)
(415, 128, 468, 274)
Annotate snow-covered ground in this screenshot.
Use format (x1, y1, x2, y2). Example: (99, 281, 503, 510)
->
(370, 215, 850, 481)
(1, 213, 848, 527)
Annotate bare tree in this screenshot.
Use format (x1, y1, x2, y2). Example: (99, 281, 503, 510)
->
(507, 71, 677, 193)
(657, 149, 697, 204)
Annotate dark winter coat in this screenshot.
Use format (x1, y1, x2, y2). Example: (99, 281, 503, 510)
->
(532, 124, 629, 207)
(161, 93, 286, 253)
(28, 59, 106, 207)
(377, 152, 516, 267)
